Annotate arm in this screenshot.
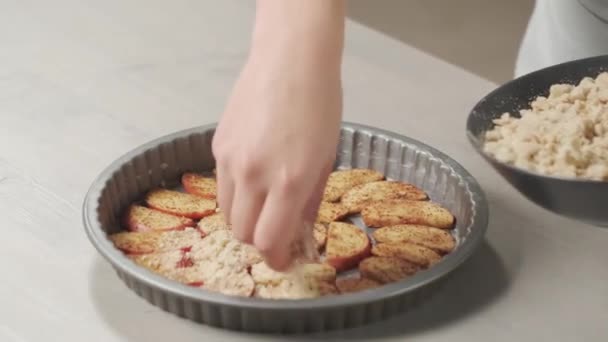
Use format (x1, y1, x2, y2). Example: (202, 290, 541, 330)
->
(251, 0, 345, 74)
(212, 0, 345, 270)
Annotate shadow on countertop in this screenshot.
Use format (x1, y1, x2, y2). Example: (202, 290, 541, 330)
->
(89, 237, 511, 341)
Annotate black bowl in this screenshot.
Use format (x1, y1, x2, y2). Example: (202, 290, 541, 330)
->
(466, 54, 608, 227)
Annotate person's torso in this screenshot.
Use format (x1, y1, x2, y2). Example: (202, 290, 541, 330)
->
(515, 0, 608, 76)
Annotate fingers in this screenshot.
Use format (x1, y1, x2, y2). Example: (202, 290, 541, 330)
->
(229, 182, 266, 244)
(215, 165, 235, 223)
(212, 130, 235, 223)
(253, 189, 300, 271)
(303, 161, 334, 222)
(214, 128, 332, 271)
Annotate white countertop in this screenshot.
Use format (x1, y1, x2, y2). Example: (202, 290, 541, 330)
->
(1, 1, 606, 341)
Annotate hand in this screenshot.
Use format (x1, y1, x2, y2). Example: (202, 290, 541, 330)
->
(212, 0, 345, 270)
(213, 0, 345, 270)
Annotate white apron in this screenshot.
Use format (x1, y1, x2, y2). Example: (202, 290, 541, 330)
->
(515, 0, 608, 77)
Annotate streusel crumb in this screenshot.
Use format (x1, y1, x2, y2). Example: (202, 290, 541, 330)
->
(483, 72, 608, 180)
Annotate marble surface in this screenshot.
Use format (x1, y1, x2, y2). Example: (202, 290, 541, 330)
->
(0, 1, 606, 341)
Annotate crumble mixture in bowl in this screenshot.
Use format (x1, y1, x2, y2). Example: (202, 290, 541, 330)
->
(467, 54, 608, 226)
(483, 72, 608, 181)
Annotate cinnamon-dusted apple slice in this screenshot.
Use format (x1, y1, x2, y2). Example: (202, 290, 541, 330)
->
(322, 169, 384, 202)
(316, 202, 350, 224)
(203, 270, 255, 297)
(336, 277, 381, 293)
(359, 256, 420, 284)
(181, 172, 217, 199)
(341, 181, 428, 214)
(145, 189, 216, 219)
(197, 211, 230, 235)
(313, 223, 328, 251)
(189, 230, 263, 268)
(372, 224, 456, 253)
(193, 259, 255, 297)
(317, 282, 339, 297)
(325, 222, 371, 272)
(129, 249, 188, 271)
(109, 228, 203, 254)
(361, 199, 454, 229)
(128, 250, 203, 284)
(254, 281, 335, 299)
(251, 262, 336, 285)
(371, 243, 442, 268)
(251, 262, 337, 299)
(123, 205, 195, 232)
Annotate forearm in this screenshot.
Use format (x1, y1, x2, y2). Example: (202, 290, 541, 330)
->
(250, 0, 345, 75)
